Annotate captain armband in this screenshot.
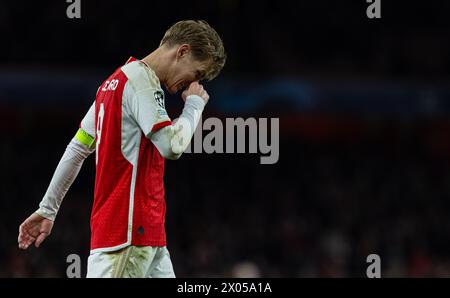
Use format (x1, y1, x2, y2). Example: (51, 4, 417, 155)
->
(75, 128, 96, 149)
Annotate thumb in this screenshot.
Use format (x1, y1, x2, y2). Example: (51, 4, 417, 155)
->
(189, 81, 199, 88)
(35, 232, 48, 248)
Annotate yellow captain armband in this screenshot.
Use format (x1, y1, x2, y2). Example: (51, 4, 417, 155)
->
(75, 128, 96, 149)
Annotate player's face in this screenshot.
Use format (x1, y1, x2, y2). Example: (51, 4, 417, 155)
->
(164, 46, 208, 94)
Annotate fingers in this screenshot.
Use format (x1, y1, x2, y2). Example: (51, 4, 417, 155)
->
(203, 91, 210, 101)
(18, 224, 28, 247)
(191, 84, 205, 97)
(21, 221, 39, 238)
(35, 232, 48, 248)
(182, 81, 209, 103)
(18, 224, 37, 249)
(18, 234, 36, 249)
(189, 81, 199, 88)
(18, 218, 40, 249)
(18, 213, 54, 250)
(181, 90, 189, 102)
(187, 81, 203, 92)
(18, 230, 27, 249)
(196, 87, 208, 101)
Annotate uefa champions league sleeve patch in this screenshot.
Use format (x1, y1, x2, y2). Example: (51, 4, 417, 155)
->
(154, 90, 165, 109)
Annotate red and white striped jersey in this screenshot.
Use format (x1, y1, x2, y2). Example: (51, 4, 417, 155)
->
(80, 57, 172, 253)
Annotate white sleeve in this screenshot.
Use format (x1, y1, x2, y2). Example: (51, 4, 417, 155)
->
(80, 101, 96, 137)
(125, 82, 172, 136)
(149, 95, 205, 160)
(35, 103, 96, 221)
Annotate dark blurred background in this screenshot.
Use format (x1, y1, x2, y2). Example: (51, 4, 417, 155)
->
(1, 0, 450, 277)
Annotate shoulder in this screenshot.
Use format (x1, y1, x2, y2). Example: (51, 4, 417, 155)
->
(121, 61, 161, 92)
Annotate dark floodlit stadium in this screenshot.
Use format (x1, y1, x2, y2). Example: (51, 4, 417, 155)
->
(2, 0, 450, 282)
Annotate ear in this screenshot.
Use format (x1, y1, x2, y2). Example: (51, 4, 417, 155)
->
(176, 44, 191, 59)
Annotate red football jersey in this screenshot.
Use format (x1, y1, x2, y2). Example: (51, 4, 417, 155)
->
(81, 57, 172, 253)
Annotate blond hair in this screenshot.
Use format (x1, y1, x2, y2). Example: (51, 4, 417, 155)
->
(160, 20, 226, 81)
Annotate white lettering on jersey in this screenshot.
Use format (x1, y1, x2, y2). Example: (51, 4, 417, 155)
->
(102, 79, 119, 91)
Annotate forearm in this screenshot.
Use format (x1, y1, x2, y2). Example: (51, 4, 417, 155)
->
(150, 95, 205, 160)
(36, 137, 93, 221)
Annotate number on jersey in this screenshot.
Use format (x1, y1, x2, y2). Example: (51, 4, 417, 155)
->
(96, 103, 105, 164)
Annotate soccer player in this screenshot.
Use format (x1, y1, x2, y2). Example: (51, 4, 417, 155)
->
(17, 20, 226, 278)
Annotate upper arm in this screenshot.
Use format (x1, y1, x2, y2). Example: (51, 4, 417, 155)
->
(124, 82, 172, 137)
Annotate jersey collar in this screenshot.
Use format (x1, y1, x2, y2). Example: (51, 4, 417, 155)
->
(126, 56, 150, 68)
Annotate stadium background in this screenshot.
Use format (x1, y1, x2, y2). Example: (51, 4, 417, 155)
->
(1, 0, 450, 277)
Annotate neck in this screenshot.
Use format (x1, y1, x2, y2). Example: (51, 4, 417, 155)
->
(141, 47, 167, 84)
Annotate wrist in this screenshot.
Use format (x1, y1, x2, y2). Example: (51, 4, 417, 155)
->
(35, 207, 56, 221)
(185, 95, 206, 110)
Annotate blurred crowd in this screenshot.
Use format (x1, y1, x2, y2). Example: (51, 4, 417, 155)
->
(2, 106, 450, 277)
